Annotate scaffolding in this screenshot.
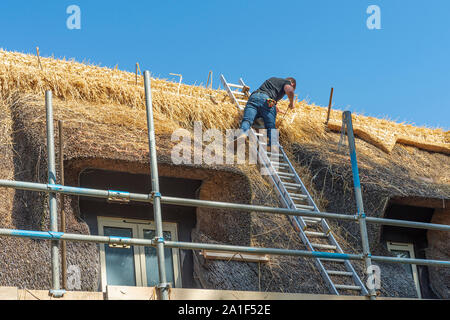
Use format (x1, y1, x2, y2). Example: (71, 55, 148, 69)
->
(0, 71, 449, 300)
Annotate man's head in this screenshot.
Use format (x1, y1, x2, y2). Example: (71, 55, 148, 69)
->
(286, 77, 296, 90)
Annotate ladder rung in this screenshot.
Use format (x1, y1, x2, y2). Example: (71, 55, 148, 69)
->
(275, 167, 290, 172)
(292, 199, 308, 204)
(334, 285, 362, 291)
(304, 231, 328, 238)
(301, 216, 321, 221)
(270, 161, 288, 167)
(303, 219, 320, 225)
(283, 182, 301, 187)
(232, 91, 246, 95)
(295, 204, 315, 210)
(288, 192, 307, 199)
(268, 158, 283, 163)
(326, 270, 353, 276)
(311, 243, 337, 250)
(291, 197, 308, 202)
(320, 258, 346, 263)
(228, 84, 244, 88)
(267, 158, 289, 162)
(277, 172, 295, 177)
(236, 99, 248, 103)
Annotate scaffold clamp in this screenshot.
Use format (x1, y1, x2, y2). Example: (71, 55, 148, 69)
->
(49, 289, 66, 298)
(156, 282, 171, 290)
(107, 190, 130, 204)
(150, 191, 162, 201)
(153, 236, 165, 244)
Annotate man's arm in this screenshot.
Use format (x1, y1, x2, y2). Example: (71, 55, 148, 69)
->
(284, 84, 295, 109)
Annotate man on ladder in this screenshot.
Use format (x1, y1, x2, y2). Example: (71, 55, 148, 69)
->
(237, 77, 296, 152)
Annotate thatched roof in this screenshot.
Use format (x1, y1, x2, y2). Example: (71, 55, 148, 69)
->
(0, 49, 448, 298)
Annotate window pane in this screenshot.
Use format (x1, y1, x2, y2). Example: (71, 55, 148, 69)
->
(391, 250, 413, 277)
(143, 229, 175, 287)
(104, 227, 136, 287)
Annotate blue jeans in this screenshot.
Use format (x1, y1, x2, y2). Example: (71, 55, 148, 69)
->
(240, 92, 277, 146)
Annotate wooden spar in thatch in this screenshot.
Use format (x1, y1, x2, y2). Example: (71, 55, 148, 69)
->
(36, 47, 43, 70)
(206, 71, 213, 89)
(325, 87, 334, 125)
(135, 62, 141, 85)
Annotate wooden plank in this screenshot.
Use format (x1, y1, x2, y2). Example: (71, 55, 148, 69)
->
(0, 287, 18, 300)
(106, 286, 157, 300)
(167, 288, 369, 300)
(18, 289, 103, 300)
(201, 250, 269, 263)
(167, 288, 417, 300)
(0, 286, 416, 300)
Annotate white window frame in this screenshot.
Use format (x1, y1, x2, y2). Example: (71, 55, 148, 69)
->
(387, 242, 422, 299)
(136, 222, 182, 288)
(98, 217, 182, 292)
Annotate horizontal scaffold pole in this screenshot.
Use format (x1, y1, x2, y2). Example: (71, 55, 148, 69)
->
(0, 179, 449, 232)
(0, 227, 361, 260)
(0, 227, 449, 267)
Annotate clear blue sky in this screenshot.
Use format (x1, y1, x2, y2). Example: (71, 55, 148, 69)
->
(1, 0, 449, 129)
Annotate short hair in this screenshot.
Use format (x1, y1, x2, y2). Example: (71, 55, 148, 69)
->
(286, 77, 296, 88)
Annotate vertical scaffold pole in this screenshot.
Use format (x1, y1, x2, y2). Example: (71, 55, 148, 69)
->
(343, 111, 377, 300)
(143, 71, 169, 300)
(46, 91, 62, 296)
(58, 120, 67, 290)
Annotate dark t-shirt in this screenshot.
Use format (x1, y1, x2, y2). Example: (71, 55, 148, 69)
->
(254, 77, 291, 101)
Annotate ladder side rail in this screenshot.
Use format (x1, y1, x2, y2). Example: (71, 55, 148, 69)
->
(320, 221, 369, 295)
(250, 133, 339, 294)
(294, 229, 340, 295)
(278, 145, 368, 295)
(278, 145, 321, 212)
(247, 130, 294, 211)
(254, 142, 296, 211)
(343, 259, 369, 295)
(279, 144, 368, 294)
(220, 75, 244, 110)
(250, 132, 307, 230)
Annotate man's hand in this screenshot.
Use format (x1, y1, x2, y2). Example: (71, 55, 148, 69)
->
(277, 106, 286, 114)
(289, 101, 295, 109)
(284, 83, 296, 110)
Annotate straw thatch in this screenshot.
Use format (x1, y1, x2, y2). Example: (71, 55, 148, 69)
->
(326, 119, 449, 155)
(0, 49, 448, 298)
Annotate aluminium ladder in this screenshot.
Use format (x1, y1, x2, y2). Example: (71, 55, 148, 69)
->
(220, 75, 368, 296)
